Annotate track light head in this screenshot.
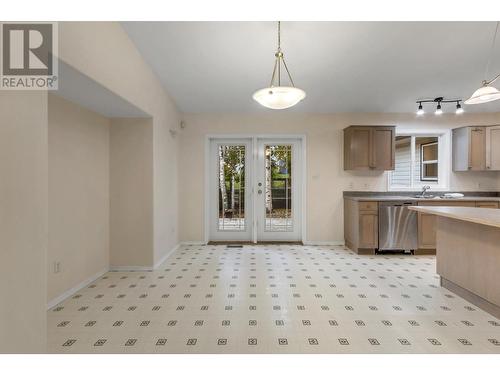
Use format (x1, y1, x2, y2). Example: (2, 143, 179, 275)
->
(435, 103, 443, 115)
(416, 103, 424, 116)
(456, 101, 464, 114)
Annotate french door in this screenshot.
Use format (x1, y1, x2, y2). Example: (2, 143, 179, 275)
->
(208, 137, 302, 242)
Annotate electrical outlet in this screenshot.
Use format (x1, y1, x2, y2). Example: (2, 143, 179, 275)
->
(53, 261, 61, 274)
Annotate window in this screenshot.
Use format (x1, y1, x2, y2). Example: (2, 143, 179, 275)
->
(420, 141, 438, 181)
(389, 133, 448, 190)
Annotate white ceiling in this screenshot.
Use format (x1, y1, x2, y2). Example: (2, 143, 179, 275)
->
(55, 61, 150, 118)
(122, 21, 500, 114)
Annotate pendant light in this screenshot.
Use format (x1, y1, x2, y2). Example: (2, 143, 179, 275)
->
(253, 21, 306, 109)
(465, 22, 500, 105)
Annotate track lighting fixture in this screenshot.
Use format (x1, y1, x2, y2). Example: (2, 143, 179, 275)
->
(415, 97, 464, 115)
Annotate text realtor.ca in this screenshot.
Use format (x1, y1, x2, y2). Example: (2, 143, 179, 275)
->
(1, 22, 58, 90)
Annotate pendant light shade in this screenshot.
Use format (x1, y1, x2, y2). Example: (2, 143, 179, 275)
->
(465, 84, 500, 104)
(466, 22, 500, 105)
(253, 86, 306, 110)
(253, 22, 306, 110)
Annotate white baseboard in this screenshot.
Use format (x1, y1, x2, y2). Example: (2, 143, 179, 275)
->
(109, 265, 153, 272)
(47, 268, 108, 310)
(180, 241, 344, 246)
(109, 243, 183, 272)
(303, 241, 345, 246)
(154, 243, 180, 269)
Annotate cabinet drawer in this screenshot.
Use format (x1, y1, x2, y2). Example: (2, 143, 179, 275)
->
(476, 201, 499, 208)
(418, 201, 475, 207)
(358, 201, 378, 211)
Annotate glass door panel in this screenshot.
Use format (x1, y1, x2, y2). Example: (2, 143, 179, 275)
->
(218, 145, 246, 231)
(264, 145, 293, 232)
(257, 139, 302, 242)
(209, 139, 253, 241)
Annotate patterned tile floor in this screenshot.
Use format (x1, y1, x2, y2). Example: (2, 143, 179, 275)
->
(47, 245, 500, 353)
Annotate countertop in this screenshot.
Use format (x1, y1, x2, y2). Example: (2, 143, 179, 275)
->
(409, 206, 500, 228)
(344, 195, 500, 202)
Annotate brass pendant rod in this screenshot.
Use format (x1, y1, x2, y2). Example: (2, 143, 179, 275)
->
(278, 21, 281, 51)
(278, 55, 281, 86)
(267, 21, 297, 88)
(484, 72, 500, 86)
(281, 57, 295, 87)
(269, 57, 278, 87)
(485, 21, 500, 82)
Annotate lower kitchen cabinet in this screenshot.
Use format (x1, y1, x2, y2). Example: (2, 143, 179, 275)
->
(345, 198, 500, 255)
(417, 201, 476, 251)
(417, 212, 437, 250)
(359, 211, 378, 248)
(344, 199, 378, 254)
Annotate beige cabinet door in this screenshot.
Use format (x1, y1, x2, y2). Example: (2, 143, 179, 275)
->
(486, 125, 500, 171)
(359, 212, 378, 248)
(417, 201, 475, 249)
(469, 127, 486, 170)
(372, 127, 395, 170)
(417, 213, 437, 249)
(348, 127, 371, 169)
(344, 126, 395, 171)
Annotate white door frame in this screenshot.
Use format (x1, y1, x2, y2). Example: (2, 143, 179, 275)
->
(204, 134, 307, 244)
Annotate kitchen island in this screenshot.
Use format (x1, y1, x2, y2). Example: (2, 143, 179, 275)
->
(410, 206, 500, 318)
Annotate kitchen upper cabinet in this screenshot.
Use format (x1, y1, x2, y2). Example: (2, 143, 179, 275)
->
(344, 126, 395, 171)
(452, 126, 486, 171)
(452, 125, 500, 171)
(486, 125, 500, 170)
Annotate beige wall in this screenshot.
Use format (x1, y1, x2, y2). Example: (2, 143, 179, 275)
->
(0, 91, 48, 353)
(179, 112, 500, 243)
(110, 118, 154, 267)
(59, 22, 181, 265)
(48, 94, 110, 302)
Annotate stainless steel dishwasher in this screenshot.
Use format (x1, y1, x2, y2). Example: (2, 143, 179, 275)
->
(378, 201, 418, 252)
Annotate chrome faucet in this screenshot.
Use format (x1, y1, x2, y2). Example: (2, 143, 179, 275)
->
(415, 185, 431, 198)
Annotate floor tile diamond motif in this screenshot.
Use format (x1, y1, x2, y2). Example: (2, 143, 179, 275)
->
(47, 245, 500, 353)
